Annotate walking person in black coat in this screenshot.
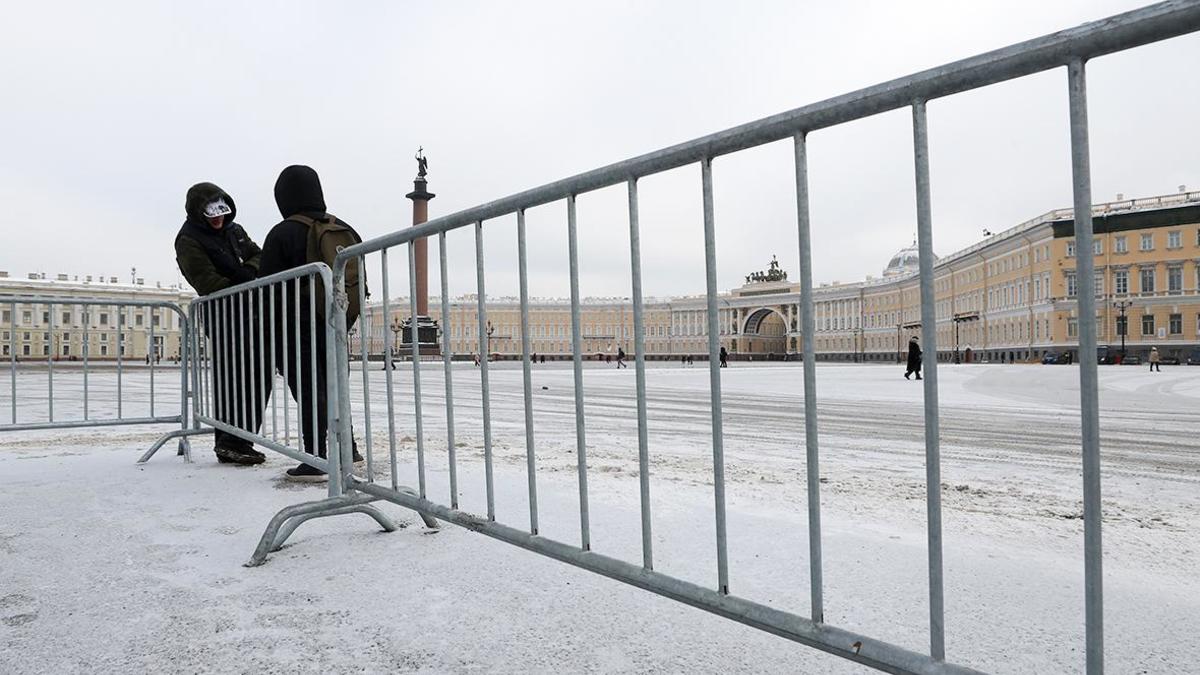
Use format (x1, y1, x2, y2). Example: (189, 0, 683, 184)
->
(904, 336, 922, 380)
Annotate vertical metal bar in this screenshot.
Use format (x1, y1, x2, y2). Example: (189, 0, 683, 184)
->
(282, 283, 291, 445)
(1069, 58, 1104, 675)
(257, 286, 266, 438)
(516, 209, 540, 535)
(269, 287, 278, 441)
(566, 196, 591, 550)
(47, 303, 53, 422)
(308, 278, 319, 463)
(408, 242, 427, 498)
(358, 256, 374, 481)
(439, 232, 459, 508)
(474, 220, 496, 521)
(913, 100, 946, 661)
(234, 295, 243, 430)
(293, 278, 303, 450)
(179, 306, 190, 449)
(117, 306, 123, 419)
(627, 179, 653, 569)
(382, 249, 399, 489)
(150, 307, 156, 418)
(82, 308, 89, 420)
(9, 301, 15, 424)
(794, 132, 824, 622)
(701, 158, 730, 594)
(219, 301, 227, 425)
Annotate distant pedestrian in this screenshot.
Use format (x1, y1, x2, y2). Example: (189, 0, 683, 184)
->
(687, 354, 694, 367)
(1150, 347, 1161, 372)
(532, 352, 538, 364)
(719, 346, 729, 368)
(616, 347, 628, 369)
(904, 336, 922, 380)
(473, 354, 480, 367)
(539, 354, 546, 364)
(606, 353, 612, 364)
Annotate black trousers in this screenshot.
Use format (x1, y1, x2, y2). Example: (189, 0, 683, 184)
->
(273, 314, 357, 460)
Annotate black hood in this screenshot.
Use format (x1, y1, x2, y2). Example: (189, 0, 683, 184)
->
(274, 165, 326, 218)
(184, 182, 238, 225)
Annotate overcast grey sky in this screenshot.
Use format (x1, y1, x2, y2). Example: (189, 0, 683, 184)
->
(1, 1, 1197, 301)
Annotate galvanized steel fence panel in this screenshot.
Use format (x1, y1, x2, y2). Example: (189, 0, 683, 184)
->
(320, 4, 1200, 673)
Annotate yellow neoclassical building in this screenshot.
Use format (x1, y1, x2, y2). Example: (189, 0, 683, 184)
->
(0, 273, 192, 362)
(362, 189, 1200, 364)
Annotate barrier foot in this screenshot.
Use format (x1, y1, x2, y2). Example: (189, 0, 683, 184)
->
(138, 428, 213, 464)
(247, 492, 418, 567)
(177, 437, 192, 463)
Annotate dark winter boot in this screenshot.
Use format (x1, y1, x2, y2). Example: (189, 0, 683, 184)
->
(285, 462, 328, 482)
(215, 443, 266, 465)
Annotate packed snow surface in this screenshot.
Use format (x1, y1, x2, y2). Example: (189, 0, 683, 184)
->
(1, 362, 1197, 673)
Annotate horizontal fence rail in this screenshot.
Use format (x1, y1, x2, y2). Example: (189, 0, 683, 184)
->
(318, 3, 1200, 674)
(0, 295, 194, 460)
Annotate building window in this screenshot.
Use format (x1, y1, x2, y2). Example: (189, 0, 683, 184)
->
(1093, 239, 1103, 255)
(22, 311, 31, 325)
(1067, 318, 1078, 338)
(1066, 241, 1075, 258)
(1115, 236, 1128, 253)
(99, 313, 109, 326)
(1116, 316, 1127, 337)
(1114, 270, 1128, 295)
(1140, 233, 1154, 251)
(1094, 272, 1104, 298)
(1142, 314, 1155, 336)
(100, 345, 108, 356)
(135, 314, 144, 327)
(1, 310, 8, 323)
(1066, 272, 1077, 298)
(1168, 231, 1182, 249)
(1168, 267, 1183, 293)
(1140, 267, 1156, 294)
(42, 311, 50, 324)
(1, 345, 7, 356)
(62, 311, 71, 325)
(22, 345, 30, 356)
(1169, 313, 1182, 335)
(62, 344, 70, 356)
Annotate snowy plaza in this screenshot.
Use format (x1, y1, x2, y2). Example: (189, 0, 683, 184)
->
(2, 361, 1197, 673)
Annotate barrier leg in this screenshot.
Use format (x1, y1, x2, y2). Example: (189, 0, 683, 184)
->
(138, 427, 214, 464)
(246, 489, 437, 567)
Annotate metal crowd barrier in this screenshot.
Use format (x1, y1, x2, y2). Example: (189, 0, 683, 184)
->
(246, 3, 1200, 674)
(0, 296, 195, 461)
(187, 264, 436, 564)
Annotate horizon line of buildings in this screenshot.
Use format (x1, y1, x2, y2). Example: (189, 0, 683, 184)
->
(4, 188, 1200, 363)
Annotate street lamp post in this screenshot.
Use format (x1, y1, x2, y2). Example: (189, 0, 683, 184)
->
(388, 316, 402, 369)
(485, 320, 495, 361)
(1113, 299, 1130, 359)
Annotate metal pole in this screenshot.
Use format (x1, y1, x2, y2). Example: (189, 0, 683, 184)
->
(269, 287, 278, 441)
(438, 232, 459, 508)
(308, 281, 319, 467)
(516, 209, 540, 535)
(382, 249, 399, 489)
(233, 295, 242, 430)
(793, 132, 824, 622)
(293, 278, 303, 452)
(912, 100, 946, 661)
(474, 220, 497, 521)
(116, 306, 123, 418)
(150, 307, 157, 418)
(1069, 57, 1104, 675)
(9, 301, 15, 424)
(408, 242, 427, 498)
(701, 158, 730, 595)
(82, 309, 89, 420)
(47, 303, 53, 422)
(566, 196, 591, 550)
(627, 178, 653, 570)
(358, 256, 374, 481)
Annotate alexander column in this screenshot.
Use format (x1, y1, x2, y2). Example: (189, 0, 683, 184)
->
(402, 147, 439, 354)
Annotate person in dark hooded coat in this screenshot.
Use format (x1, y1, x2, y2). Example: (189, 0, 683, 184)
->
(905, 335, 922, 380)
(260, 165, 362, 480)
(174, 182, 266, 465)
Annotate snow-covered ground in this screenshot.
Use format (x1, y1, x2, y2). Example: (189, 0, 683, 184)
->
(1, 363, 1197, 674)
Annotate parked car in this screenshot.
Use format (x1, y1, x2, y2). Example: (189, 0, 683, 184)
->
(1161, 355, 1181, 365)
(1122, 354, 1142, 365)
(1187, 349, 1200, 365)
(1042, 352, 1063, 365)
